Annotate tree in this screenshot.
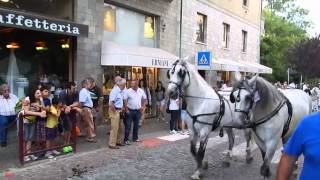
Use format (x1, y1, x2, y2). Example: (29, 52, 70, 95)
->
(260, 10, 307, 82)
(264, 0, 311, 29)
(287, 36, 320, 78)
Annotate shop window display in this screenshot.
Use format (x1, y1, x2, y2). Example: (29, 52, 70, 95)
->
(0, 27, 73, 98)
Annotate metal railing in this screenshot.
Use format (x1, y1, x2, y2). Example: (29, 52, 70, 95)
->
(18, 111, 77, 165)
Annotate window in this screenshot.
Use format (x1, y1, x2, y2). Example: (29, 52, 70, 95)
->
(243, 0, 248, 7)
(144, 16, 155, 39)
(196, 13, 207, 43)
(223, 23, 230, 48)
(242, 30, 248, 52)
(103, 4, 155, 47)
(104, 6, 116, 32)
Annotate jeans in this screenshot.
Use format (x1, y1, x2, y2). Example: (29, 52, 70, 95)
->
(170, 110, 180, 131)
(0, 115, 16, 143)
(124, 110, 141, 142)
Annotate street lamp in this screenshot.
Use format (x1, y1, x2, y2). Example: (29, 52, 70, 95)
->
(1, 0, 10, 2)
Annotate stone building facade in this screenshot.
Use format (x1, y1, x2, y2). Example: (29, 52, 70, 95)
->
(73, 0, 264, 86)
(73, 0, 181, 86)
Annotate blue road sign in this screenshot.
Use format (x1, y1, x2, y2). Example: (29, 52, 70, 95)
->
(197, 51, 211, 66)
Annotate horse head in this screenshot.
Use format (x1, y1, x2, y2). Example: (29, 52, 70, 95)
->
(230, 74, 258, 122)
(167, 59, 190, 99)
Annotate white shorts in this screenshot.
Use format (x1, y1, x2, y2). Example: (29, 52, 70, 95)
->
(156, 100, 166, 107)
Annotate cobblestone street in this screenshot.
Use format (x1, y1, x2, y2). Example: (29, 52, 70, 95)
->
(3, 129, 302, 180)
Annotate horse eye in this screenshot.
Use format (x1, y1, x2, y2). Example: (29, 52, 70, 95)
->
(245, 95, 251, 101)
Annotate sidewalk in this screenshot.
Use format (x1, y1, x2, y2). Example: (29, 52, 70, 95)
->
(0, 115, 171, 172)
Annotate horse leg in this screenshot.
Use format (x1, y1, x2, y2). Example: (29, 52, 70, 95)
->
(191, 134, 209, 180)
(190, 130, 198, 161)
(260, 140, 279, 179)
(223, 128, 234, 167)
(244, 129, 254, 164)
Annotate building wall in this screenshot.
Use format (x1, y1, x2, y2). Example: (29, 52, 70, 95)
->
(73, 0, 261, 86)
(207, 0, 261, 26)
(74, 0, 105, 86)
(181, 0, 260, 63)
(74, 0, 180, 85)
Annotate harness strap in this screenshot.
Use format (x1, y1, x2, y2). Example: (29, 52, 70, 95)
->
(282, 99, 293, 137)
(245, 100, 287, 128)
(188, 93, 225, 131)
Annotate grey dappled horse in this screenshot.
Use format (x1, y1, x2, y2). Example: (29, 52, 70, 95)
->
(230, 75, 312, 179)
(167, 60, 254, 180)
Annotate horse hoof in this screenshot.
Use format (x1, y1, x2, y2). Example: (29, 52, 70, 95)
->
(190, 171, 201, 180)
(190, 175, 200, 180)
(246, 156, 254, 164)
(222, 161, 230, 168)
(202, 161, 208, 170)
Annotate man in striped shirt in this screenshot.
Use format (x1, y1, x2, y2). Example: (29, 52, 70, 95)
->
(0, 84, 19, 147)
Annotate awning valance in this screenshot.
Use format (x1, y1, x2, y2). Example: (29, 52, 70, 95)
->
(238, 60, 273, 74)
(101, 41, 179, 69)
(197, 58, 272, 74)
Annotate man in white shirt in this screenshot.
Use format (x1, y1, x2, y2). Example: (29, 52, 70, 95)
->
(0, 84, 19, 147)
(124, 80, 146, 144)
(79, 79, 96, 143)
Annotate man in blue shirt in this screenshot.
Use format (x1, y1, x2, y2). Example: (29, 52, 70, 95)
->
(79, 79, 96, 143)
(108, 78, 126, 149)
(277, 113, 320, 180)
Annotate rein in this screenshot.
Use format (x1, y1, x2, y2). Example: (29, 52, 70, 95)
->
(232, 80, 293, 135)
(187, 93, 225, 131)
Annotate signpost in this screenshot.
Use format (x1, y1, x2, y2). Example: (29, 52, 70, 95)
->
(197, 51, 212, 83)
(197, 51, 212, 67)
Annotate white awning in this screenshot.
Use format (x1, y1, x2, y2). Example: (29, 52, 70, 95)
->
(197, 58, 272, 74)
(238, 60, 273, 74)
(101, 41, 179, 69)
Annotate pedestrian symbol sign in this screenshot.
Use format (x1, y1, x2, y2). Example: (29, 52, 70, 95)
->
(197, 51, 211, 67)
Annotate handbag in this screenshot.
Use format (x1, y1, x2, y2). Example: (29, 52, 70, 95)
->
(166, 100, 171, 113)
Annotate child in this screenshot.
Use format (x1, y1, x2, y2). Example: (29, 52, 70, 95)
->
(38, 85, 51, 144)
(45, 97, 61, 159)
(180, 98, 190, 135)
(22, 91, 47, 162)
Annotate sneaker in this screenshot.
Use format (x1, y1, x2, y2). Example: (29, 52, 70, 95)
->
(67, 146, 73, 152)
(52, 150, 61, 155)
(45, 152, 54, 159)
(30, 155, 38, 161)
(133, 139, 141, 142)
(124, 141, 131, 145)
(170, 130, 177, 134)
(63, 146, 72, 153)
(24, 155, 31, 162)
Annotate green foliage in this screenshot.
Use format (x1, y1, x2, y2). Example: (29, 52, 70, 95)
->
(264, 0, 311, 29)
(260, 10, 307, 82)
(287, 36, 320, 78)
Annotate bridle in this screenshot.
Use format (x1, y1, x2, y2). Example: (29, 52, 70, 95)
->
(167, 61, 190, 95)
(230, 79, 293, 136)
(167, 61, 225, 131)
(230, 81, 255, 118)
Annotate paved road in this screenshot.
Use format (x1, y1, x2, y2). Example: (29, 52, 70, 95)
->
(6, 129, 302, 180)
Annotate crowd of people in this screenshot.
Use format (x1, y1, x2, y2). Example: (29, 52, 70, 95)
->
(0, 75, 191, 158)
(0, 77, 102, 161)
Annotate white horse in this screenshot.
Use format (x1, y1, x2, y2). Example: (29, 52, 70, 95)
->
(230, 75, 312, 179)
(311, 87, 320, 112)
(167, 60, 254, 179)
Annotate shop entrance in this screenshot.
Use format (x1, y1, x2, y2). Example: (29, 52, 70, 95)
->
(0, 27, 73, 97)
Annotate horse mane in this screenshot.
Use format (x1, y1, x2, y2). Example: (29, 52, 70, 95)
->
(179, 60, 213, 91)
(255, 77, 285, 113)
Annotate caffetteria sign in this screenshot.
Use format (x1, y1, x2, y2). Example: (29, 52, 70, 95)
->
(0, 8, 88, 37)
